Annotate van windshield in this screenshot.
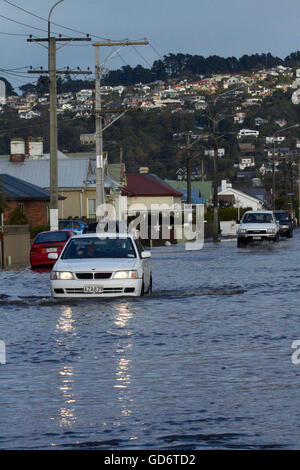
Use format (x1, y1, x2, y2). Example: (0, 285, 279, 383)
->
(243, 213, 273, 223)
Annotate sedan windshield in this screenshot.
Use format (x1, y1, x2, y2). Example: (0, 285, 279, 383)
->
(242, 213, 273, 223)
(62, 237, 136, 259)
(34, 232, 70, 244)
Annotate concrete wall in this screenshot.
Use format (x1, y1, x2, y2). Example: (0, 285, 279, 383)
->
(1, 225, 30, 268)
(220, 221, 237, 236)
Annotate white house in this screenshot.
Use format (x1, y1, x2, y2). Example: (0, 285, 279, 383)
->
(218, 180, 265, 211)
(239, 156, 255, 170)
(238, 129, 259, 139)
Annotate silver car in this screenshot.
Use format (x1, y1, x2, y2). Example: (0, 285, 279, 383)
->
(49, 233, 152, 298)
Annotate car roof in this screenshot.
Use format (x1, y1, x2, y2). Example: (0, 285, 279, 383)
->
(37, 230, 72, 234)
(59, 219, 84, 223)
(244, 210, 273, 214)
(70, 232, 132, 238)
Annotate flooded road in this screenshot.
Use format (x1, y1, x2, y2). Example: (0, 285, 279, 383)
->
(1, 233, 300, 449)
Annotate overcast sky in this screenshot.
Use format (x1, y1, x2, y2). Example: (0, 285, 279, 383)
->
(1, 0, 300, 91)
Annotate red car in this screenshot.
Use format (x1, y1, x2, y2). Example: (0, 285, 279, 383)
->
(30, 230, 74, 267)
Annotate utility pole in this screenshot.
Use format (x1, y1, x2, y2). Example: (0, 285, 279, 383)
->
(27, 1, 91, 230)
(213, 118, 219, 242)
(92, 40, 148, 221)
(186, 132, 192, 204)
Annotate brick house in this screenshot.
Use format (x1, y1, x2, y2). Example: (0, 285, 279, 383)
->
(0, 174, 64, 227)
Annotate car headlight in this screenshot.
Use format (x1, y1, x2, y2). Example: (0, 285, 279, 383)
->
(238, 229, 247, 234)
(51, 271, 74, 280)
(113, 270, 138, 279)
(267, 228, 276, 233)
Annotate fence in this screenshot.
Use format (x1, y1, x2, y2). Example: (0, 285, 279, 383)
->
(0, 225, 30, 268)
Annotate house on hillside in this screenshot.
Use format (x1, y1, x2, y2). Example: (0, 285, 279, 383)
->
(239, 156, 255, 170)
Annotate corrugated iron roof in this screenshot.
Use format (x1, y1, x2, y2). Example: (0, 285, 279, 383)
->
(122, 174, 183, 197)
(0, 158, 91, 188)
(0, 173, 51, 200)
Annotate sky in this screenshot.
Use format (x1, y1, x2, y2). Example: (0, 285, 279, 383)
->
(1, 0, 300, 92)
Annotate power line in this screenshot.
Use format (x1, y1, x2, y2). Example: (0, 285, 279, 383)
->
(149, 43, 164, 60)
(131, 45, 152, 68)
(0, 31, 28, 36)
(0, 12, 50, 33)
(3, 0, 116, 41)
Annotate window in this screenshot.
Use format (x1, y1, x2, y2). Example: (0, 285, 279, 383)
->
(34, 232, 71, 244)
(88, 198, 96, 219)
(62, 237, 136, 259)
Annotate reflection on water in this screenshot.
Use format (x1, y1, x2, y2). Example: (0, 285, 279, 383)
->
(1, 236, 300, 449)
(58, 366, 77, 427)
(56, 306, 76, 334)
(56, 307, 77, 427)
(114, 303, 134, 420)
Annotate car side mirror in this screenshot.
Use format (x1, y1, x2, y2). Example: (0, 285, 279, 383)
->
(236, 220, 240, 224)
(141, 251, 151, 259)
(48, 253, 58, 260)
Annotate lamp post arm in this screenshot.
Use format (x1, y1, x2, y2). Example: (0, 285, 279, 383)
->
(48, 0, 64, 38)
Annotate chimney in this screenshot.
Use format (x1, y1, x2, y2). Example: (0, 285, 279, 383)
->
(221, 179, 232, 191)
(27, 137, 43, 159)
(139, 167, 149, 174)
(10, 137, 25, 162)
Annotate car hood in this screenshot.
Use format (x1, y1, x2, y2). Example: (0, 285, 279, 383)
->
(240, 223, 275, 229)
(54, 258, 139, 272)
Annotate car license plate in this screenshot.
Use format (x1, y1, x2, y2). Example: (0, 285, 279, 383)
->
(47, 247, 57, 252)
(83, 286, 104, 293)
(253, 236, 261, 240)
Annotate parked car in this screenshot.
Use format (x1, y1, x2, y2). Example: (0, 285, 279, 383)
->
(236, 210, 279, 247)
(58, 219, 85, 234)
(83, 220, 127, 233)
(49, 233, 152, 298)
(30, 230, 75, 267)
(273, 211, 293, 238)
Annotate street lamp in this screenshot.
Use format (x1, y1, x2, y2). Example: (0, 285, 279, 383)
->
(271, 124, 299, 209)
(48, 0, 64, 231)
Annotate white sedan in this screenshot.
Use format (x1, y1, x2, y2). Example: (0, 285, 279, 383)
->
(49, 233, 152, 298)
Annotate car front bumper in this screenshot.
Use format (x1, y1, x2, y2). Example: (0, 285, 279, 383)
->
(51, 278, 143, 298)
(237, 234, 277, 241)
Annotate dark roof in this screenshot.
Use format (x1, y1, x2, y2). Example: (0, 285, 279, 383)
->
(0, 174, 64, 200)
(122, 173, 183, 197)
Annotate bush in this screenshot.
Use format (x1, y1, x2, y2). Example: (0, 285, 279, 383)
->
(6, 207, 28, 225)
(206, 206, 252, 222)
(30, 224, 50, 239)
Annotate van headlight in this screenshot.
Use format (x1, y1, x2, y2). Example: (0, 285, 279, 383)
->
(113, 270, 138, 279)
(238, 228, 247, 234)
(51, 271, 74, 280)
(267, 228, 276, 233)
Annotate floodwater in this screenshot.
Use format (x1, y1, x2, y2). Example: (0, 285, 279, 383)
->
(1, 233, 300, 449)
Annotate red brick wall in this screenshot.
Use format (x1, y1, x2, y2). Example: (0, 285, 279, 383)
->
(4, 200, 48, 227)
